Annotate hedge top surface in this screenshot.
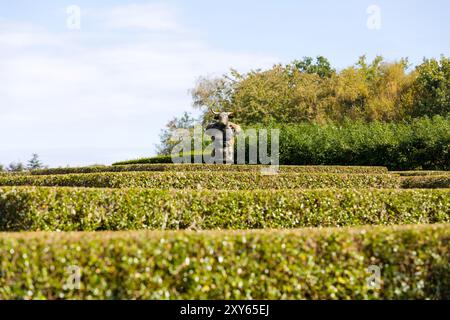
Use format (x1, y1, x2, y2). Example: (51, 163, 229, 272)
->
(28, 164, 389, 175)
(401, 175, 450, 189)
(1, 222, 447, 240)
(393, 170, 450, 176)
(0, 171, 400, 189)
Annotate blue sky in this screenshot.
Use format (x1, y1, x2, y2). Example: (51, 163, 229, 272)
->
(0, 0, 449, 167)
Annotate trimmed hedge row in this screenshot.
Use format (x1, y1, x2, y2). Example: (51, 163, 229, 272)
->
(0, 172, 400, 189)
(0, 172, 25, 176)
(0, 224, 448, 299)
(276, 117, 450, 170)
(30, 164, 388, 175)
(393, 170, 450, 176)
(0, 187, 448, 231)
(113, 154, 181, 165)
(401, 175, 450, 189)
(113, 151, 209, 165)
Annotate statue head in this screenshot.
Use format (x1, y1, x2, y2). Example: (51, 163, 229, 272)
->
(212, 110, 233, 126)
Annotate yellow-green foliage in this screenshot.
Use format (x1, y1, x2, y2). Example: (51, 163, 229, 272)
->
(193, 56, 449, 125)
(0, 224, 448, 299)
(0, 172, 400, 189)
(401, 175, 450, 188)
(393, 171, 450, 176)
(31, 164, 388, 175)
(0, 187, 448, 231)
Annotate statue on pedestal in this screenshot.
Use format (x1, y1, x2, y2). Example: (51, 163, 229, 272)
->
(205, 111, 241, 164)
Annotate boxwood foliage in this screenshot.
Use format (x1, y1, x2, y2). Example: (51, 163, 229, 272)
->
(30, 164, 388, 176)
(0, 224, 448, 299)
(0, 172, 400, 189)
(113, 154, 193, 165)
(393, 170, 450, 176)
(276, 117, 450, 170)
(401, 175, 450, 188)
(113, 150, 211, 165)
(0, 187, 448, 231)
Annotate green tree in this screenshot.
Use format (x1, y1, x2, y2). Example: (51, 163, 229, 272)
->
(27, 153, 44, 170)
(156, 112, 198, 155)
(333, 56, 415, 121)
(188, 55, 447, 125)
(292, 56, 335, 78)
(190, 75, 235, 117)
(411, 56, 450, 117)
(0, 164, 4, 172)
(7, 162, 25, 172)
(356, 55, 384, 82)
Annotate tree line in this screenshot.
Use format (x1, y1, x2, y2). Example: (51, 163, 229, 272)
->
(0, 154, 45, 172)
(157, 55, 449, 154)
(191, 55, 449, 125)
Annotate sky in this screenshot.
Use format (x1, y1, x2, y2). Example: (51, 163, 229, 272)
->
(0, 0, 449, 167)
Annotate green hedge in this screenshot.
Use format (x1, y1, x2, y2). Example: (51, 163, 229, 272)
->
(31, 164, 388, 175)
(401, 175, 450, 188)
(114, 155, 176, 165)
(277, 116, 450, 170)
(0, 187, 448, 231)
(0, 224, 448, 299)
(0, 172, 26, 176)
(0, 172, 399, 189)
(113, 151, 208, 165)
(393, 170, 450, 176)
(115, 116, 450, 170)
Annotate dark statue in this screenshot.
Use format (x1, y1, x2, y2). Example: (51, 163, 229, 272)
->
(205, 111, 241, 164)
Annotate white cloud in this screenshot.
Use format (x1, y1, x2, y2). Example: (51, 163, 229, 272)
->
(0, 3, 277, 166)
